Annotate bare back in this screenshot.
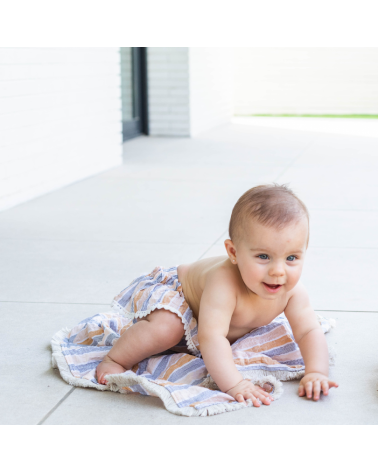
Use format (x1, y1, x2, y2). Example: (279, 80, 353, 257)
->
(178, 256, 292, 344)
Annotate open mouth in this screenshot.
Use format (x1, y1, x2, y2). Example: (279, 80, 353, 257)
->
(263, 282, 282, 293)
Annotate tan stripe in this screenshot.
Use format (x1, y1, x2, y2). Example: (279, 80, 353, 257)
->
(179, 299, 189, 315)
(190, 395, 234, 407)
(160, 354, 194, 380)
(234, 355, 281, 366)
(76, 329, 104, 345)
(122, 387, 141, 394)
(239, 325, 288, 349)
(161, 291, 176, 305)
(242, 334, 294, 354)
(272, 349, 302, 362)
(133, 289, 145, 309)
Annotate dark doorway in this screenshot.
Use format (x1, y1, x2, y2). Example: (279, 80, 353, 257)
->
(120, 47, 148, 141)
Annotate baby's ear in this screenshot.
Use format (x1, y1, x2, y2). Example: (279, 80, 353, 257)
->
(224, 239, 236, 258)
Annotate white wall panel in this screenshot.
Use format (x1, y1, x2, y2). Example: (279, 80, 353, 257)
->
(189, 48, 234, 136)
(234, 48, 378, 115)
(0, 47, 122, 212)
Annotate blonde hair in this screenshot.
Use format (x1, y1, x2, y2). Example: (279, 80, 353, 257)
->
(229, 184, 309, 244)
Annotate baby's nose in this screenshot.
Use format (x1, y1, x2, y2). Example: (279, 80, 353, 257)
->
(269, 264, 285, 277)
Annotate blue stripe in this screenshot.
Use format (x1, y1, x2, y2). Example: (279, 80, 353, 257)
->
(263, 342, 299, 357)
(280, 358, 304, 366)
(129, 384, 148, 395)
(62, 345, 111, 356)
(140, 284, 163, 311)
(168, 358, 205, 383)
(237, 364, 304, 372)
(68, 361, 101, 373)
(135, 358, 149, 375)
(119, 282, 144, 308)
(145, 355, 171, 379)
(176, 389, 216, 408)
(104, 333, 119, 346)
(166, 377, 204, 392)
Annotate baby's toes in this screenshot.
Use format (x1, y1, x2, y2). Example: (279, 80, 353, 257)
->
(97, 370, 106, 384)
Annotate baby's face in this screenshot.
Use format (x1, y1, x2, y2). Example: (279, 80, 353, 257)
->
(226, 218, 309, 300)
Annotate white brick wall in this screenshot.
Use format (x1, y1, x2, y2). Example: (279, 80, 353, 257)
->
(189, 48, 234, 136)
(0, 47, 123, 212)
(120, 47, 133, 121)
(147, 47, 234, 137)
(234, 48, 378, 115)
(147, 47, 190, 136)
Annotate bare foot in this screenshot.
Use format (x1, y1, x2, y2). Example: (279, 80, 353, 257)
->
(96, 355, 126, 384)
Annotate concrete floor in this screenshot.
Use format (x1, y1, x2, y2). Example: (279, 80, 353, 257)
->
(1, 121, 378, 424)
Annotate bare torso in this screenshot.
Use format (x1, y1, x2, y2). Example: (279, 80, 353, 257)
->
(177, 256, 291, 344)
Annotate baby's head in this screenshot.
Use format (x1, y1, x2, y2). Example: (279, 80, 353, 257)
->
(224, 184, 309, 299)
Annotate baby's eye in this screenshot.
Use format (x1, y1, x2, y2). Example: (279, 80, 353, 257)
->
(258, 254, 269, 260)
(287, 255, 297, 262)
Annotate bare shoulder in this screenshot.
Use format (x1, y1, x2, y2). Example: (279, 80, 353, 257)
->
(200, 258, 240, 311)
(286, 281, 310, 308)
(204, 258, 240, 293)
(198, 259, 239, 337)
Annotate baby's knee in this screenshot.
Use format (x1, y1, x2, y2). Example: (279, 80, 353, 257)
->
(148, 309, 184, 343)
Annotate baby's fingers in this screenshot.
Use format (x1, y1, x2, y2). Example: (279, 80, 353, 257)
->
(305, 381, 313, 399)
(235, 393, 245, 403)
(298, 384, 305, 397)
(313, 381, 321, 401)
(243, 392, 260, 407)
(321, 380, 329, 395)
(321, 380, 338, 396)
(328, 380, 339, 389)
(254, 385, 274, 401)
(250, 395, 261, 407)
(256, 391, 272, 405)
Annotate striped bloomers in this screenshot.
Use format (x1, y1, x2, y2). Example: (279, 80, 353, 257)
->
(111, 266, 200, 357)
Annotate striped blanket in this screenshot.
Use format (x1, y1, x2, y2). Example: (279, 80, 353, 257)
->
(51, 310, 334, 417)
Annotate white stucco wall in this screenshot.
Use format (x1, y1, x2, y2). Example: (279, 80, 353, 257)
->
(0, 48, 122, 212)
(234, 48, 378, 115)
(189, 48, 234, 136)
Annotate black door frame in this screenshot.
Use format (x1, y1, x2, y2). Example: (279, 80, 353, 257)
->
(122, 47, 149, 141)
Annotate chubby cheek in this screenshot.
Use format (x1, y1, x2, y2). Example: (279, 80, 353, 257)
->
(286, 266, 303, 289)
(241, 260, 267, 286)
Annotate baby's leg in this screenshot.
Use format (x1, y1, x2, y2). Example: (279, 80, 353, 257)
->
(96, 309, 185, 384)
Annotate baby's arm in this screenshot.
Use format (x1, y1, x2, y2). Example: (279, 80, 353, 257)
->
(284, 283, 338, 400)
(198, 269, 273, 406)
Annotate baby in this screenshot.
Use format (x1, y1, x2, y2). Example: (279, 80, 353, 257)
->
(96, 184, 338, 406)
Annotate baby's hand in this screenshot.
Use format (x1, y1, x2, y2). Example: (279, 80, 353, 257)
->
(299, 373, 339, 401)
(226, 379, 274, 407)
